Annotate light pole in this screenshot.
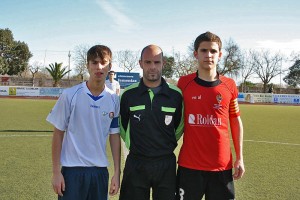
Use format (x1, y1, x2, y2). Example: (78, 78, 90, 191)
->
(43, 49, 47, 68)
(279, 59, 282, 94)
(68, 51, 71, 86)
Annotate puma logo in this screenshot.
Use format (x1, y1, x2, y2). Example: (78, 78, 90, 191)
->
(133, 114, 141, 121)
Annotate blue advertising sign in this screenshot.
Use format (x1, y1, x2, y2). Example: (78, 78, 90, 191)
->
(116, 72, 140, 89)
(40, 87, 64, 97)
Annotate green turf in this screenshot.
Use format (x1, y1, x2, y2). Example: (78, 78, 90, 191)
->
(234, 105, 300, 200)
(0, 99, 299, 199)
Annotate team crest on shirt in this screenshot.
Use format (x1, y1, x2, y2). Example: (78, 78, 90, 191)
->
(102, 112, 108, 116)
(165, 115, 173, 125)
(213, 94, 223, 109)
(109, 112, 114, 119)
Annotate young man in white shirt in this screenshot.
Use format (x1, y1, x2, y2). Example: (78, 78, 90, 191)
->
(105, 70, 121, 95)
(47, 45, 121, 200)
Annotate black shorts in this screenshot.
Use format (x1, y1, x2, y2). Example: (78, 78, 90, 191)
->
(119, 153, 176, 200)
(176, 166, 235, 200)
(59, 167, 108, 200)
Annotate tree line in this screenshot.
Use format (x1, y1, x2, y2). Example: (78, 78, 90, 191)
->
(1, 28, 299, 91)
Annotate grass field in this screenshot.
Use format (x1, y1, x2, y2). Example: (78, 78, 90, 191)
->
(0, 98, 299, 200)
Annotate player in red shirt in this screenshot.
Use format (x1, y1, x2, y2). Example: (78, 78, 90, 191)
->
(176, 32, 245, 200)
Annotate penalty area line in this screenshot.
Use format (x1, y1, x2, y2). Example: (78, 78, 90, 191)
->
(244, 139, 300, 146)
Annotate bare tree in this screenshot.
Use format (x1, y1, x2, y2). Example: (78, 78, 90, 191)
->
(289, 51, 300, 63)
(250, 50, 285, 93)
(73, 44, 89, 82)
(116, 50, 139, 72)
(173, 51, 197, 78)
(218, 38, 242, 76)
(187, 41, 195, 57)
(29, 61, 43, 86)
(239, 50, 256, 92)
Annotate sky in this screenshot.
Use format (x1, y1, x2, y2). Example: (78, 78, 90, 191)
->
(1, 0, 300, 83)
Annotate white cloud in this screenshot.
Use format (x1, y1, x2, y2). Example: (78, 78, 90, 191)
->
(95, 0, 138, 32)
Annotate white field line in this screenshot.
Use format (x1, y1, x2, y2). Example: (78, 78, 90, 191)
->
(0, 134, 51, 137)
(0, 134, 131, 161)
(244, 139, 300, 146)
(0, 134, 131, 160)
(0, 133, 132, 161)
(1, 134, 299, 147)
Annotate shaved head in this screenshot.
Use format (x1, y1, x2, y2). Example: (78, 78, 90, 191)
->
(140, 45, 163, 60)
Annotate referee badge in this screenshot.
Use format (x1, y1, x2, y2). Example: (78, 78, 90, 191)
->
(165, 115, 172, 125)
(109, 112, 114, 119)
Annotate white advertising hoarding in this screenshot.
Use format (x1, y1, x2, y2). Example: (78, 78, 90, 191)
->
(0, 86, 9, 96)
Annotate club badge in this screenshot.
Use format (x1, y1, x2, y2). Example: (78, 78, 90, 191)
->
(165, 115, 173, 125)
(213, 94, 223, 109)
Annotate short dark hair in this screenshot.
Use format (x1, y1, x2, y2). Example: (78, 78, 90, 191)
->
(194, 31, 222, 51)
(87, 45, 112, 65)
(109, 71, 115, 75)
(140, 45, 163, 60)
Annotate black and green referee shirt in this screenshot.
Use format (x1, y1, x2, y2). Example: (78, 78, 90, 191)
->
(120, 78, 184, 158)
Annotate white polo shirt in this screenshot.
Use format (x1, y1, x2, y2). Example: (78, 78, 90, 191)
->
(46, 82, 120, 167)
(105, 79, 120, 94)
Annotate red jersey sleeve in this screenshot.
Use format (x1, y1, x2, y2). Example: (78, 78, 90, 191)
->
(220, 75, 240, 118)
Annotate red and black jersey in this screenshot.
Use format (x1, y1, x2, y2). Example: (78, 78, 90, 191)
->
(177, 72, 240, 171)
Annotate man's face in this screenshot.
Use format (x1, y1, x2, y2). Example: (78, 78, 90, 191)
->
(139, 47, 163, 86)
(194, 41, 222, 71)
(87, 57, 111, 82)
(109, 72, 115, 80)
